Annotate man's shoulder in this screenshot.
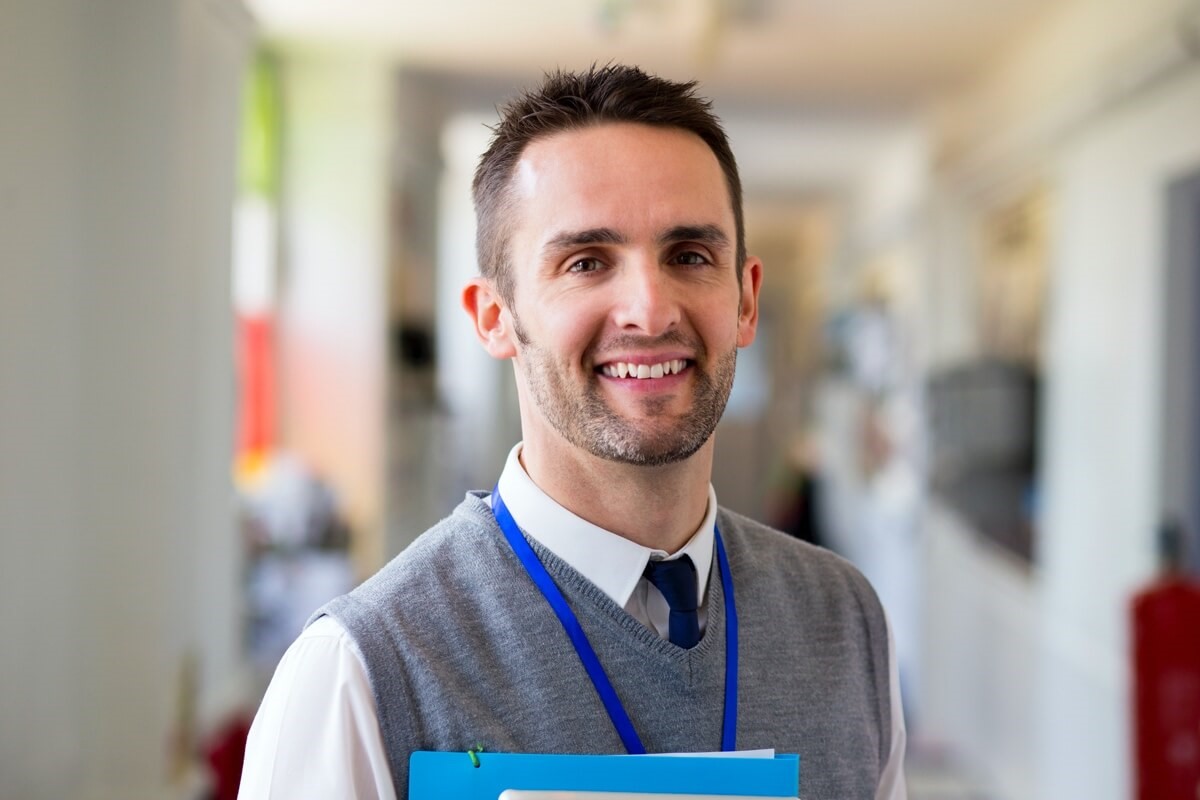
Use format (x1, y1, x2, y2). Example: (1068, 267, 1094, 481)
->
(383, 491, 500, 569)
(716, 504, 845, 565)
(315, 492, 506, 622)
(715, 505, 881, 608)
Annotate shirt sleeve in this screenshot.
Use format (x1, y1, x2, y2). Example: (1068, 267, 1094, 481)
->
(876, 611, 908, 800)
(238, 616, 396, 800)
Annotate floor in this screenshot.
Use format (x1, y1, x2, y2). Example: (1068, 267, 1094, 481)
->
(905, 744, 996, 800)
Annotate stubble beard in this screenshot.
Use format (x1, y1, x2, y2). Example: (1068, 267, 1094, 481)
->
(512, 313, 737, 467)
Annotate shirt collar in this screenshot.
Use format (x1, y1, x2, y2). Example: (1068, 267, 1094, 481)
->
(495, 442, 716, 609)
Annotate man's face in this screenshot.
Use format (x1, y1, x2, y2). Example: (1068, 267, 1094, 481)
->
(498, 122, 760, 467)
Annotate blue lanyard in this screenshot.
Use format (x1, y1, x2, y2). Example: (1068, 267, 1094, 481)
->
(491, 487, 739, 753)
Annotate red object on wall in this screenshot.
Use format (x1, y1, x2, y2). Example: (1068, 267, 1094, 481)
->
(1132, 572, 1200, 799)
(236, 313, 276, 462)
(203, 713, 252, 800)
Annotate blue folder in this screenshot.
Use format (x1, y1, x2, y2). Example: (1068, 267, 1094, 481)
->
(409, 751, 800, 799)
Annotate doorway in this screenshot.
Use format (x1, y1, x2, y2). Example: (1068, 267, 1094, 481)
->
(1162, 168, 1200, 574)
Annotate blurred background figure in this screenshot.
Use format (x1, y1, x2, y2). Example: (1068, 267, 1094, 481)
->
(4, 0, 1200, 797)
(767, 430, 827, 549)
(238, 453, 353, 673)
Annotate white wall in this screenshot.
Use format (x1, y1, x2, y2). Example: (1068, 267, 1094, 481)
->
(276, 53, 392, 576)
(919, 0, 1200, 795)
(1035, 62, 1200, 799)
(820, 121, 932, 720)
(436, 114, 520, 495)
(0, 0, 251, 796)
(921, 507, 1039, 796)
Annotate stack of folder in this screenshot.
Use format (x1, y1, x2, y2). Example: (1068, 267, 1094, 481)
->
(409, 751, 800, 799)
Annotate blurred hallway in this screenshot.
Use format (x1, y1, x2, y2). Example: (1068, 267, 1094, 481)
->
(4, 0, 1200, 797)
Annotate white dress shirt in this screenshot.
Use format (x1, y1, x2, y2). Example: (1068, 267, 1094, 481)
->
(239, 443, 907, 799)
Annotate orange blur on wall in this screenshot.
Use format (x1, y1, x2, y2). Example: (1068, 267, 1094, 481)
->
(236, 313, 276, 477)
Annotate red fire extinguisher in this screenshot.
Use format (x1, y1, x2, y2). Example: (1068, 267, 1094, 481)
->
(1132, 519, 1200, 799)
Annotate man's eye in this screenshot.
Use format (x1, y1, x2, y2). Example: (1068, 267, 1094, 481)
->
(567, 258, 602, 273)
(674, 250, 710, 266)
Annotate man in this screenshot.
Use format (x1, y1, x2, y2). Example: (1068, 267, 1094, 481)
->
(240, 64, 906, 799)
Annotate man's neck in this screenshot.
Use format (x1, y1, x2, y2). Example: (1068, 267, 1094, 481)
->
(518, 437, 714, 554)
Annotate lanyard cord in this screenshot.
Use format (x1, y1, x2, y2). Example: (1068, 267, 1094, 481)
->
(491, 487, 738, 753)
(714, 526, 738, 752)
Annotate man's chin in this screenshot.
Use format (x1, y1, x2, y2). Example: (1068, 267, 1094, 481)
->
(584, 430, 711, 468)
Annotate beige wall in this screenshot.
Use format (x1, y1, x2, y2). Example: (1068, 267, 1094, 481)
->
(276, 54, 393, 577)
(0, 0, 252, 796)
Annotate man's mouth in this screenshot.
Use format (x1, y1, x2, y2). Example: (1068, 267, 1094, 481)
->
(598, 359, 690, 380)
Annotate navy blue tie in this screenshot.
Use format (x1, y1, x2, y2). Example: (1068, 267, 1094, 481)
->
(643, 555, 701, 649)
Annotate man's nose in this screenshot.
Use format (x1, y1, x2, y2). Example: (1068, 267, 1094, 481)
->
(611, 257, 682, 336)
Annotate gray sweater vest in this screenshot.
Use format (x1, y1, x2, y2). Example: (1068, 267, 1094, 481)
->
(314, 493, 892, 799)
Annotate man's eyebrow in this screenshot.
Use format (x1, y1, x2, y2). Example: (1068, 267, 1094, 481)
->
(658, 224, 731, 248)
(542, 227, 627, 253)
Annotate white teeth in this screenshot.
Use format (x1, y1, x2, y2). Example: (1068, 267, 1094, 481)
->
(601, 360, 688, 379)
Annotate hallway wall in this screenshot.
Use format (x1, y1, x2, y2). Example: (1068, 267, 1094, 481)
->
(0, 1, 252, 796)
(915, 0, 1200, 794)
(1036, 61, 1200, 798)
(275, 53, 393, 577)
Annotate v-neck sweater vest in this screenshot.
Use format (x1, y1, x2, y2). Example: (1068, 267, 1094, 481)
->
(314, 492, 892, 799)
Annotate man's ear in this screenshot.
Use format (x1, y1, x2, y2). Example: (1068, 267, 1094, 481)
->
(737, 256, 763, 348)
(462, 277, 517, 359)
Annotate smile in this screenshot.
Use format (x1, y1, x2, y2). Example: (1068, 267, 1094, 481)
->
(598, 359, 689, 380)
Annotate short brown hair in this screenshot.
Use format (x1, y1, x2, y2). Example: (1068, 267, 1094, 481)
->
(472, 64, 746, 303)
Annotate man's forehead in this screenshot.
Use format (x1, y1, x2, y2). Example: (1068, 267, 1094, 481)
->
(508, 123, 733, 240)
(512, 123, 719, 188)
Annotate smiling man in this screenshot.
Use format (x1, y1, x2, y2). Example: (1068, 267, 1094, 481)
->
(240, 65, 906, 800)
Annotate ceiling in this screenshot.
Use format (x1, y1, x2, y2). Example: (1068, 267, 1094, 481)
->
(245, 0, 1053, 106)
(244, 0, 1056, 199)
